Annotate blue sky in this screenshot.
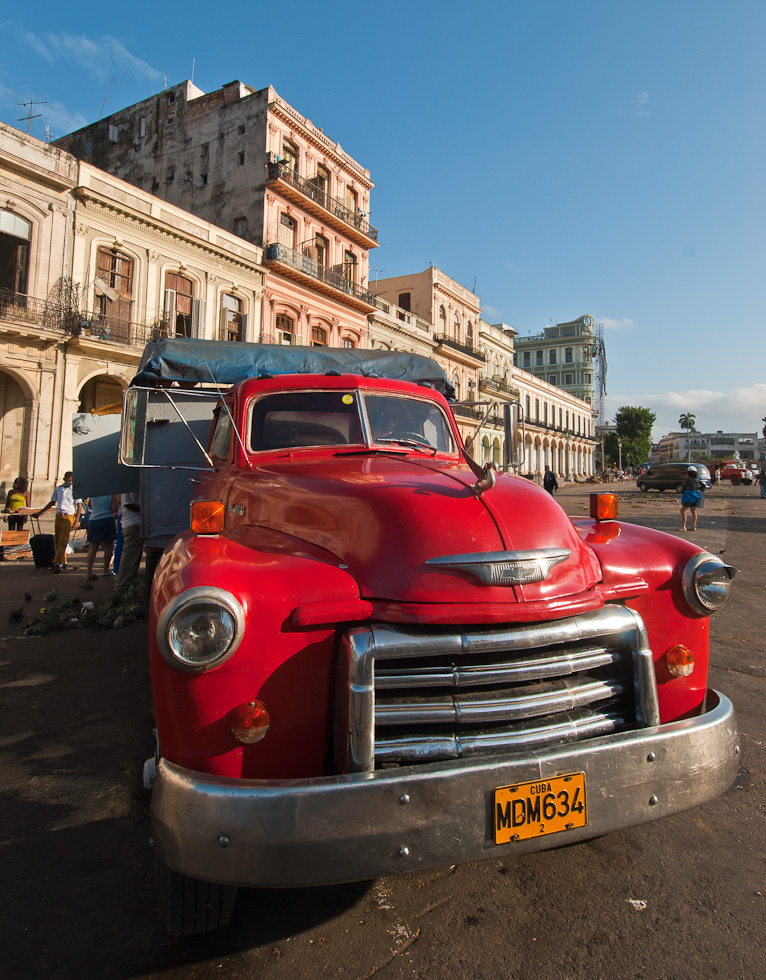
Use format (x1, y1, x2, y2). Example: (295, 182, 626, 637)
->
(2, 1, 764, 441)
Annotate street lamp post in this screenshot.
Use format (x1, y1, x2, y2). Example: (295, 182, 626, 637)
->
(618, 438, 622, 475)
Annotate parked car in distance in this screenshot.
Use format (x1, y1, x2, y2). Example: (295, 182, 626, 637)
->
(715, 461, 753, 486)
(637, 463, 712, 493)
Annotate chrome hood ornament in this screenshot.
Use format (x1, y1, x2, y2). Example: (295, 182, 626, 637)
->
(426, 548, 571, 586)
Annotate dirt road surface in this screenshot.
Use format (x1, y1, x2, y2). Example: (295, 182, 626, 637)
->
(1, 482, 763, 980)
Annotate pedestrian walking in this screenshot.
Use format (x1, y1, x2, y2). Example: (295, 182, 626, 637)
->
(33, 472, 82, 572)
(543, 466, 558, 495)
(84, 495, 118, 580)
(758, 468, 766, 499)
(679, 466, 704, 532)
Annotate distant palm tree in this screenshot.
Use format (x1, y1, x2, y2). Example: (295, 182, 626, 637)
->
(679, 413, 696, 463)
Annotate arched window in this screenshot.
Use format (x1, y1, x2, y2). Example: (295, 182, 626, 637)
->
(343, 250, 357, 284)
(453, 313, 460, 340)
(438, 306, 446, 333)
(466, 321, 474, 346)
(313, 164, 330, 199)
(95, 247, 134, 334)
(164, 271, 195, 337)
(311, 325, 328, 346)
(275, 313, 294, 345)
(282, 140, 298, 173)
(452, 372, 460, 399)
(0, 210, 31, 294)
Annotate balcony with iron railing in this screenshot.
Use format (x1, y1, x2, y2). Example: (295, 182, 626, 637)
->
(433, 334, 486, 362)
(0, 289, 159, 350)
(266, 162, 379, 247)
(479, 376, 519, 398)
(264, 244, 378, 312)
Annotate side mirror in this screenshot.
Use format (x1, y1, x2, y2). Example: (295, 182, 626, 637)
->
(503, 402, 522, 468)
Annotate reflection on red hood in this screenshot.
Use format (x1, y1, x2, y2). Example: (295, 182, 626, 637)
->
(224, 453, 601, 605)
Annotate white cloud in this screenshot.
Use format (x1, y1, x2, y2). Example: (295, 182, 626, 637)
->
(605, 383, 766, 441)
(634, 91, 650, 117)
(601, 317, 636, 331)
(482, 304, 502, 320)
(15, 28, 161, 84)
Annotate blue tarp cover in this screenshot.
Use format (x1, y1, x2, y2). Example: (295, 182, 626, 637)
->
(132, 338, 456, 400)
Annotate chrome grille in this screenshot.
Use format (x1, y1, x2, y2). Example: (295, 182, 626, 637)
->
(335, 605, 659, 773)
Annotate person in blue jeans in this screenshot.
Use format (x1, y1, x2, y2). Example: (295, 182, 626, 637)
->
(758, 469, 766, 499)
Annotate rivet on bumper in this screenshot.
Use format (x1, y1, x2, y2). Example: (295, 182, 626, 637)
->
(218, 835, 231, 848)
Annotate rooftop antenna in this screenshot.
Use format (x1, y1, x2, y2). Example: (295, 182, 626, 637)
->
(191, 58, 196, 85)
(44, 124, 55, 143)
(18, 99, 46, 134)
(99, 77, 124, 119)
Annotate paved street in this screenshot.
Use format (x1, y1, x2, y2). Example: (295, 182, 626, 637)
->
(1, 482, 764, 980)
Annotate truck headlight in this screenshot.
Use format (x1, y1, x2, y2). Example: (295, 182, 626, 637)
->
(157, 587, 245, 672)
(682, 553, 736, 616)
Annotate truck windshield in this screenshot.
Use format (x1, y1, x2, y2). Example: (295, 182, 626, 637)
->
(249, 390, 456, 454)
(364, 394, 456, 453)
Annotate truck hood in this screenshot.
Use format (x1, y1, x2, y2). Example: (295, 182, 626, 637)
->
(226, 453, 601, 605)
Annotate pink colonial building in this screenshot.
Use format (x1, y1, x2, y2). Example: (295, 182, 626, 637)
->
(55, 80, 379, 349)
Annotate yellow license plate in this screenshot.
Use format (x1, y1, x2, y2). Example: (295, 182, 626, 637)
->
(494, 772, 587, 843)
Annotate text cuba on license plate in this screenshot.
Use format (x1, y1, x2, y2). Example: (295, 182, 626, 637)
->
(494, 773, 587, 843)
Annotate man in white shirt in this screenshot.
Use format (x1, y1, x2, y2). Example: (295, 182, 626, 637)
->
(35, 471, 83, 573)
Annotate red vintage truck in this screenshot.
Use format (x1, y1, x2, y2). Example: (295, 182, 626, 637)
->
(119, 338, 738, 936)
(716, 461, 753, 486)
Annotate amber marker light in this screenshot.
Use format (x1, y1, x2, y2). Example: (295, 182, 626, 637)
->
(666, 644, 695, 678)
(231, 701, 271, 744)
(190, 499, 225, 534)
(589, 493, 618, 521)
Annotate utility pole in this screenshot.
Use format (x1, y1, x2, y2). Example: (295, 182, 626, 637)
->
(18, 99, 46, 134)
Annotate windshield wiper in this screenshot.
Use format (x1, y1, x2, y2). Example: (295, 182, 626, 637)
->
(375, 438, 438, 455)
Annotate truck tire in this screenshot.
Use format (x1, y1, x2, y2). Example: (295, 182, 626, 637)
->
(675, 482, 684, 493)
(155, 858, 239, 936)
(638, 481, 648, 492)
(731, 475, 741, 486)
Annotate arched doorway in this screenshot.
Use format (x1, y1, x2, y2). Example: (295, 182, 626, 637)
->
(0, 370, 29, 489)
(79, 375, 126, 413)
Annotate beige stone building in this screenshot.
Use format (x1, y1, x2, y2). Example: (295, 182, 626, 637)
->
(369, 268, 485, 445)
(0, 123, 264, 505)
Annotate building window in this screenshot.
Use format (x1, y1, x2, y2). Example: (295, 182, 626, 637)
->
(564, 373, 573, 385)
(164, 272, 195, 338)
(220, 293, 244, 342)
(584, 373, 591, 383)
(199, 173, 208, 187)
(438, 305, 446, 332)
(166, 167, 175, 184)
(565, 347, 573, 363)
(234, 217, 247, 237)
(525, 395, 531, 418)
(95, 247, 134, 326)
(342, 338, 355, 348)
(279, 213, 296, 250)
(536, 350, 543, 366)
(282, 140, 298, 173)
(549, 350, 556, 364)
(535, 399, 540, 422)
(548, 375, 556, 385)
(108, 125, 119, 142)
(453, 372, 460, 399)
(399, 292, 411, 311)
(313, 165, 330, 200)
(84, 139, 93, 156)
(453, 313, 460, 340)
(311, 326, 328, 346)
(343, 250, 356, 283)
(238, 151, 245, 166)
(0, 209, 31, 294)
(275, 313, 294, 345)
(523, 351, 530, 368)
(201, 143, 209, 157)
(559, 408, 562, 428)
(513, 353, 518, 366)
(310, 234, 328, 267)
(139, 116, 146, 138)
(345, 185, 358, 213)
(238, 124, 246, 135)
(466, 320, 474, 346)
(167, 93, 176, 125)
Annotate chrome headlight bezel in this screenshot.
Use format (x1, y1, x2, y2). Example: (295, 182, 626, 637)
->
(156, 586, 245, 672)
(682, 552, 736, 616)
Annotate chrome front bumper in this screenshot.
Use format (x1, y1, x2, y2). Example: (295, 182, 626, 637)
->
(151, 690, 738, 888)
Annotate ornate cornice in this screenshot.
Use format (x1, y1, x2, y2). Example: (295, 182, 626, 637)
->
(73, 187, 264, 279)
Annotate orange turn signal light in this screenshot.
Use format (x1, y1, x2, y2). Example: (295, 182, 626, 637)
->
(190, 499, 225, 534)
(231, 700, 271, 744)
(589, 493, 618, 521)
(666, 644, 695, 678)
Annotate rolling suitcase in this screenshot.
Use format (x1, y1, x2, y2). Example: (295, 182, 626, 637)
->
(30, 517, 56, 569)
